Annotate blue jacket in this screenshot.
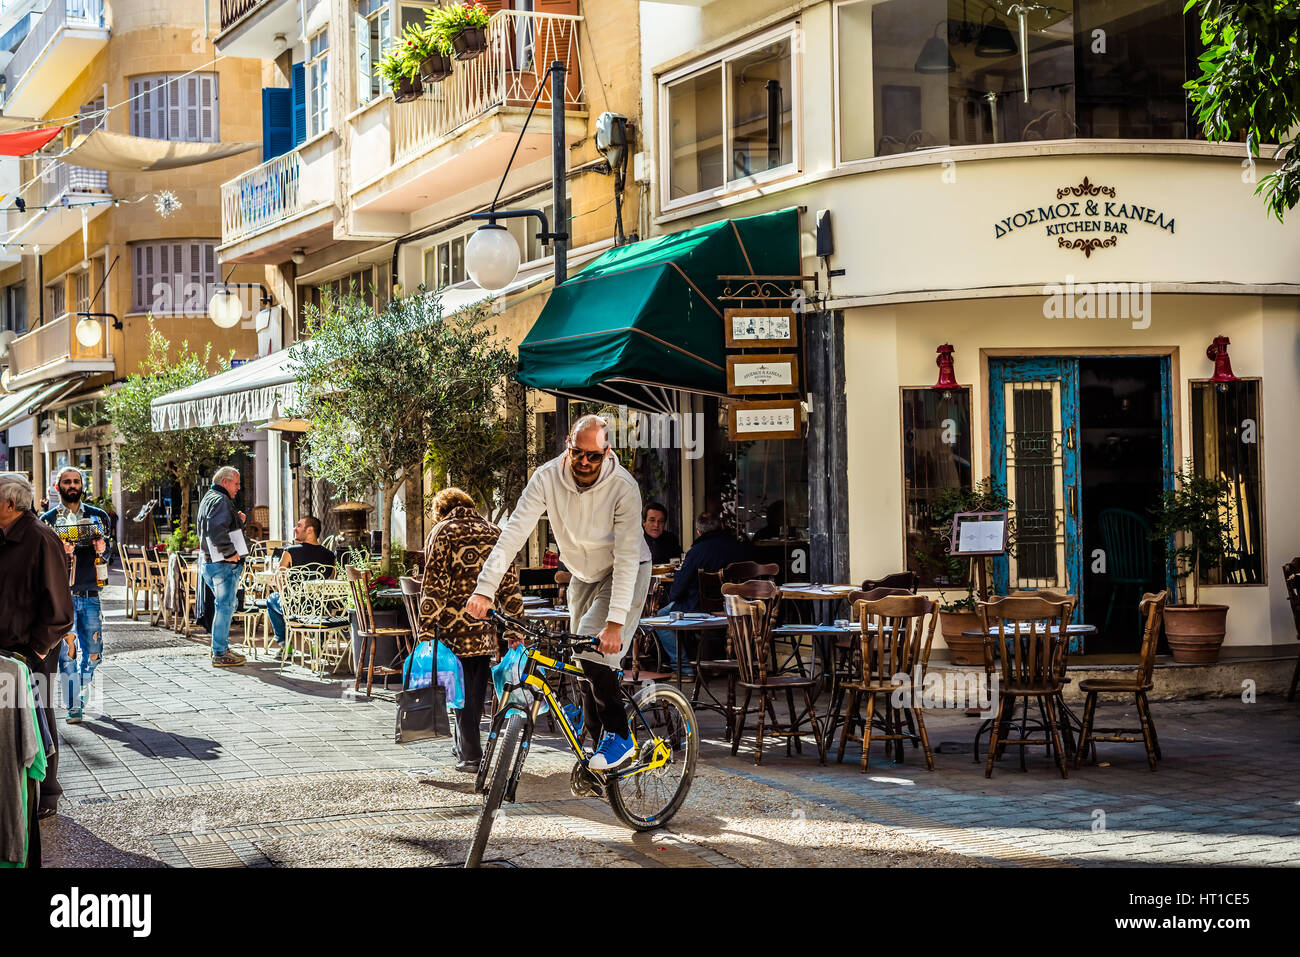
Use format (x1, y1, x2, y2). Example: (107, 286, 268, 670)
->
(197, 484, 243, 561)
(667, 530, 749, 612)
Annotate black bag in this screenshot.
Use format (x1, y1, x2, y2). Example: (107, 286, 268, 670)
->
(396, 682, 451, 743)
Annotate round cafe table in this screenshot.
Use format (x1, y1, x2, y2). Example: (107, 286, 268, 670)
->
(639, 614, 728, 691)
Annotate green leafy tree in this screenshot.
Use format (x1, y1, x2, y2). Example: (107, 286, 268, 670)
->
(105, 324, 242, 536)
(1185, 0, 1300, 220)
(293, 290, 523, 572)
(1149, 460, 1239, 606)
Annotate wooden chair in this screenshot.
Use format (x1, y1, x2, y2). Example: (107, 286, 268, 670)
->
(726, 590, 826, 765)
(860, 571, 919, 594)
(144, 549, 169, 627)
(836, 594, 938, 771)
(827, 587, 916, 742)
(518, 567, 561, 602)
(978, 596, 1073, 779)
(697, 569, 725, 615)
(722, 561, 779, 584)
(1284, 559, 1300, 702)
(554, 570, 572, 607)
(346, 566, 412, 695)
(278, 567, 349, 675)
(119, 544, 149, 620)
(1075, 591, 1168, 771)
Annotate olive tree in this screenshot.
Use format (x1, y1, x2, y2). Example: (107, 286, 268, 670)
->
(106, 323, 242, 536)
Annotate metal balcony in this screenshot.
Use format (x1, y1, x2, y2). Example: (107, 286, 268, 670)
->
(4, 311, 113, 389)
(4, 160, 111, 247)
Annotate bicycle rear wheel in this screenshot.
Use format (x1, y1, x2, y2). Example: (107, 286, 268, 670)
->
(466, 710, 525, 868)
(608, 684, 697, 831)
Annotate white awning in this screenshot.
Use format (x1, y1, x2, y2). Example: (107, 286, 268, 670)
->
(63, 130, 260, 172)
(0, 378, 80, 431)
(150, 346, 310, 432)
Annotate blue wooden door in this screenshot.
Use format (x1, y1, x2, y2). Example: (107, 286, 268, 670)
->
(989, 358, 1083, 607)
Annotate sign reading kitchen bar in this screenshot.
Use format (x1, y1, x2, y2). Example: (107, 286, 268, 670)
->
(728, 399, 803, 441)
(727, 354, 799, 395)
(991, 177, 1176, 258)
(724, 308, 798, 348)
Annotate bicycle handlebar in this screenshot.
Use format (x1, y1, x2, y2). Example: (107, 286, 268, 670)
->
(487, 608, 599, 649)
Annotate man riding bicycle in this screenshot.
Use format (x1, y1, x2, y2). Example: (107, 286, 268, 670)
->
(466, 414, 652, 772)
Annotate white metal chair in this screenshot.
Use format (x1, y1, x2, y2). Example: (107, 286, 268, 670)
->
(277, 567, 349, 675)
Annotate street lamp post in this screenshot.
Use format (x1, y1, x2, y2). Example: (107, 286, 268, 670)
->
(465, 59, 570, 452)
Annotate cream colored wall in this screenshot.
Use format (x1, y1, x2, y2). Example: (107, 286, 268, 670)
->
(843, 294, 1300, 647)
(24, 1, 266, 377)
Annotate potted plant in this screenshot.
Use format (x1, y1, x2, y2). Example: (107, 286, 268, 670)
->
(1149, 461, 1238, 664)
(378, 48, 423, 103)
(915, 478, 1014, 665)
(164, 527, 200, 556)
(427, 1, 492, 61)
(344, 548, 411, 674)
(403, 23, 453, 84)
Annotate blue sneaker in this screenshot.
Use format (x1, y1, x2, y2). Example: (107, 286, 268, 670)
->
(588, 732, 634, 771)
(562, 703, 584, 738)
(67, 708, 83, 724)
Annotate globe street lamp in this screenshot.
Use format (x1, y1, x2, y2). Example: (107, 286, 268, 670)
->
(208, 285, 243, 329)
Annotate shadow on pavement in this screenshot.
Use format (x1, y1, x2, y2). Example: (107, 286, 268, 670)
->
(40, 815, 167, 868)
(84, 716, 222, 762)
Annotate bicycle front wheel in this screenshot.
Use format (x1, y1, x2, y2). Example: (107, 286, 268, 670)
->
(608, 683, 698, 831)
(466, 710, 525, 868)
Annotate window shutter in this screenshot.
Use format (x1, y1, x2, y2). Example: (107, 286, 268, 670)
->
(291, 63, 307, 145)
(261, 87, 293, 160)
(167, 78, 182, 142)
(131, 78, 146, 138)
(199, 74, 218, 142)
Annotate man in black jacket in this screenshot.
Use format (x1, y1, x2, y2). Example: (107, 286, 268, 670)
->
(655, 513, 748, 675)
(197, 467, 247, 667)
(40, 467, 111, 724)
(0, 472, 74, 818)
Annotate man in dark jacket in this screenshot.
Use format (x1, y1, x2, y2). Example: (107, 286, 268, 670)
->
(0, 472, 74, 818)
(642, 501, 682, 564)
(656, 513, 748, 675)
(197, 467, 247, 667)
(40, 467, 111, 724)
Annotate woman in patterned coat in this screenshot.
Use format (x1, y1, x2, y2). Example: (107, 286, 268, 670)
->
(417, 487, 524, 772)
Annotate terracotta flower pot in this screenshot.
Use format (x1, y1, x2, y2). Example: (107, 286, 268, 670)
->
(392, 73, 424, 103)
(450, 25, 487, 60)
(419, 52, 453, 83)
(940, 609, 984, 665)
(1162, 604, 1229, 664)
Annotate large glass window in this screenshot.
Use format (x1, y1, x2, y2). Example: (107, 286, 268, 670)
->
(2, 283, 25, 336)
(663, 29, 796, 206)
(1190, 380, 1263, 586)
(901, 388, 973, 585)
(845, 0, 1201, 160)
(423, 236, 466, 290)
(358, 0, 392, 105)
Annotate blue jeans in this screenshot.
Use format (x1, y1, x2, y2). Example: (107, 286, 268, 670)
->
(266, 592, 285, 644)
(59, 595, 103, 713)
(201, 560, 242, 657)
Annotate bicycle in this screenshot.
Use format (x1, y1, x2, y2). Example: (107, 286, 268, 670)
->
(465, 609, 699, 868)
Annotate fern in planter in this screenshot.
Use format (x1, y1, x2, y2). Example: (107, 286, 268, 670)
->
(1149, 460, 1239, 607)
(426, 1, 492, 60)
(402, 23, 453, 82)
(377, 47, 423, 101)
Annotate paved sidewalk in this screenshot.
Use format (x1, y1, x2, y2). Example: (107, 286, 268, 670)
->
(39, 589, 1300, 867)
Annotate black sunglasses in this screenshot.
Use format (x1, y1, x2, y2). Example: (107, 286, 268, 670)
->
(568, 445, 608, 465)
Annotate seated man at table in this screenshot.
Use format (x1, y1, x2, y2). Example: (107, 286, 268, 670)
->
(642, 501, 682, 564)
(266, 515, 336, 650)
(656, 512, 748, 676)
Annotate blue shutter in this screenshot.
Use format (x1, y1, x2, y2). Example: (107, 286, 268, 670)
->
(291, 63, 307, 145)
(262, 87, 293, 160)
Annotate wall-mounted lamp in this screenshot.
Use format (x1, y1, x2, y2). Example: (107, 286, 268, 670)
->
(291, 248, 306, 265)
(1207, 335, 1238, 386)
(933, 343, 960, 393)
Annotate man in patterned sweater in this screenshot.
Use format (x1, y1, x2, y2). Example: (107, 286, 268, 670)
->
(416, 488, 524, 772)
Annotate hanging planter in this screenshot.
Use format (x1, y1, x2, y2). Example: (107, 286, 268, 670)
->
(419, 51, 453, 83)
(427, 2, 492, 62)
(392, 73, 424, 103)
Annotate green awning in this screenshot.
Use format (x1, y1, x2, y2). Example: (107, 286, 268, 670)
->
(517, 207, 801, 413)
(0, 378, 78, 432)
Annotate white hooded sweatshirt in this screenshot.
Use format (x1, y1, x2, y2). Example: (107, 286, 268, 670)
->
(472, 451, 650, 625)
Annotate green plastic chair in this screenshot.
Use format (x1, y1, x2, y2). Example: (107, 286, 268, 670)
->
(1097, 508, 1154, 633)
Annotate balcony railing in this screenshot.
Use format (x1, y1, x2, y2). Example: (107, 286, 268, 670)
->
(221, 148, 302, 244)
(34, 161, 109, 208)
(219, 0, 266, 32)
(7, 312, 107, 381)
(5, 0, 106, 97)
(391, 9, 584, 165)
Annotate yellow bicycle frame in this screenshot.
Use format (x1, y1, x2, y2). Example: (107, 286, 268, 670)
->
(519, 648, 672, 777)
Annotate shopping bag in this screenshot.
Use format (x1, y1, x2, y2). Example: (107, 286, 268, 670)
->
(491, 644, 549, 716)
(436, 642, 465, 710)
(396, 640, 450, 743)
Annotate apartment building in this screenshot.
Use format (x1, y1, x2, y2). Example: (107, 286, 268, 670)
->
(608, 0, 1300, 655)
(161, 0, 642, 547)
(0, 0, 264, 536)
